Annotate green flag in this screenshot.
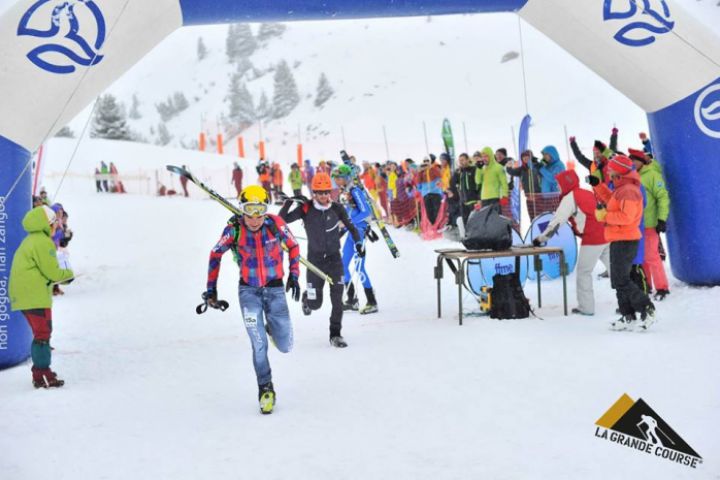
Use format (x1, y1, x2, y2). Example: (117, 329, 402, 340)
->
(441, 118, 455, 170)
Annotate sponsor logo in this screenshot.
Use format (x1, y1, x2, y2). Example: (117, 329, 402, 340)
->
(603, 0, 674, 47)
(17, 0, 106, 74)
(694, 82, 720, 139)
(595, 393, 702, 469)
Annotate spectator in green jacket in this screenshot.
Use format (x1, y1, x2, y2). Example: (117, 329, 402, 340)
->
(477, 146, 509, 207)
(289, 163, 304, 196)
(629, 149, 670, 301)
(9, 206, 75, 388)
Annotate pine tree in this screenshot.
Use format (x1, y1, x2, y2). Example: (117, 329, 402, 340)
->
(54, 126, 75, 138)
(156, 122, 172, 146)
(91, 94, 131, 140)
(197, 36, 208, 61)
(257, 23, 286, 41)
(314, 73, 334, 108)
(256, 90, 271, 120)
(129, 93, 141, 119)
(228, 74, 256, 129)
(173, 92, 189, 112)
(272, 60, 300, 119)
(226, 23, 257, 62)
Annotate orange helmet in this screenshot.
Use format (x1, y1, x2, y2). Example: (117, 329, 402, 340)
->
(311, 172, 332, 191)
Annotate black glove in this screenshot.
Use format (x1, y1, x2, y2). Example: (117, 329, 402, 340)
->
(532, 237, 545, 247)
(656, 219, 667, 233)
(585, 175, 601, 187)
(285, 276, 300, 302)
(508, 180, 514, 191)
(203, 288, 218, 307)
(355, 242, 366, 258)
(531, 156, 540, 166)
(366, 228, 379, 243)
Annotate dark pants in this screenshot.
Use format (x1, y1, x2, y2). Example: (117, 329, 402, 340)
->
(306, 253, 345, 337)
(610, 241, 652, 315)
(423, 193, 442, 225)
(460, 202, 477, 226)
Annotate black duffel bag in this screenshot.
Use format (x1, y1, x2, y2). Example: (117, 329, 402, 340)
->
(462, 204, 512, 251)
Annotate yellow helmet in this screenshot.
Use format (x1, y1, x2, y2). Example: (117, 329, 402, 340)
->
(239, 185, 269, 217)
(239, 185, 269, 204)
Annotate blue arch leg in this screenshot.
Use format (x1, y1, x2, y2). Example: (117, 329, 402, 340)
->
(0, 136, 33, 369)
(647, 77, 720, 285)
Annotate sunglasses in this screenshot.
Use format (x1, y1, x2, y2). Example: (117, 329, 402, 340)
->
(240, 202, 268, 217)
(314, 190, 332, 196)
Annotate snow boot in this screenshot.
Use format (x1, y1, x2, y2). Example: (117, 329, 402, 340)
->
(343, 284, 359, 312)
(32, 368, 64, 389)
(301, 291, 311, 316)
(329, 336, 348, 348)
(653, 289, 670, 301)
(259, 382, 275, 414)
(638, 304, 656, 331)
(359, 288, 378, 315)
(610, 313, 637, 331)
(571, 307, 594, 316)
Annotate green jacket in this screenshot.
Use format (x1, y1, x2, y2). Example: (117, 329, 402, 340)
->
(478, 147, 509, 201)
(639, 165, 670, 228)
(288, 169, 303, 190)
(9, 207, 74, 311)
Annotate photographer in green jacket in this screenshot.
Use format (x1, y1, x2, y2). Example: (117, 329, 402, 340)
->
(9, 206, 74, 388)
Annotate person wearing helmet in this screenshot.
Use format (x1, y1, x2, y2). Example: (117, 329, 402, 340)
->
(332, 165, 379, 315)
(9, 206, 75, 389)
(593, 155, 655, 331)
(279, 172, 362, 348)
(205, 185, 301, 413)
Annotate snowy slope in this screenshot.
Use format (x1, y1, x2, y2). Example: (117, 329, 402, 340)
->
(2, 140, 719, 480)
(53, 1, 720, 164)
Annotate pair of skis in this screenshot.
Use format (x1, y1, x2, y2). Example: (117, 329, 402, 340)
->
(166, 165, 334, 285)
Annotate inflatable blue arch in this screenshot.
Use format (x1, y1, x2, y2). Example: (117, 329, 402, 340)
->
(1, 0, 719, 368)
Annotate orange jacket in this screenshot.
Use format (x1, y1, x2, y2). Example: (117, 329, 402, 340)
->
(594, 171, 643, 242)
(272, 166, 283, 186)
(362, 168, 376, 190)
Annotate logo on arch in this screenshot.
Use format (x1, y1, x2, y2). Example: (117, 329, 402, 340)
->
(603, 0, 674, 47)
(694, 82, 720, 139)
(17, 0, 106, 75)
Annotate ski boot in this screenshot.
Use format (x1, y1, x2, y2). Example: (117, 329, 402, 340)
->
(343, 284, 359, 312)
(359, 288, 378, 315)
(259, 382, 276, 414)
(301, 291, 312, 316)
(610, 313, 636, 331)
(653, 289, 670, 302)
(638, 304, 656, 331)
(329, 336, 348, 348)
(32, 368, 65, 389)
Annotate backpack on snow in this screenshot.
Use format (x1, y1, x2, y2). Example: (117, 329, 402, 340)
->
(462, 203, 513, 251)
(490, 273, 530, 319)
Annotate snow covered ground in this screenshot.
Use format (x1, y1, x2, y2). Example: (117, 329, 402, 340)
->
(1, 141, 719, 479)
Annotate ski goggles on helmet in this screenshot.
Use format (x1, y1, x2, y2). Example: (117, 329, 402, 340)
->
(240, 202, 268, 217)
(313, 190, 332, 196)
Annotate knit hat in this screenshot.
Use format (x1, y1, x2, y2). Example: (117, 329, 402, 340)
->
(593, 140, 607, 152)
(628, 148, 648, 164)
(608, 154, 633, 175)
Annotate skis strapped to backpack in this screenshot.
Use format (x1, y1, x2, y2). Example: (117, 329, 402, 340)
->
(340, 154, 400, 258)
(166, 165, 334, 285)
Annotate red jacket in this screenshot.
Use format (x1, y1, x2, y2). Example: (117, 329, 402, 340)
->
(556, 170, 606, 245)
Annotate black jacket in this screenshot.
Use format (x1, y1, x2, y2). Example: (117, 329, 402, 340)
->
(279, 200, 360, 258)
(450, 166, 480, 205)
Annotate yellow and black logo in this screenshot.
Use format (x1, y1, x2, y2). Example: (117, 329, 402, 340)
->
(595, 394, 702, 469)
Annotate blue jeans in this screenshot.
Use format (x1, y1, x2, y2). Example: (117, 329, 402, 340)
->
(238, 285, 293, 386)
